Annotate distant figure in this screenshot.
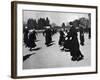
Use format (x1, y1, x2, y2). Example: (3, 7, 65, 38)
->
(43, 26, 52, 46)
(88, 28, 91, 39)
(33, 29, 38, 41)
(68, 22, 84, 61)
(28, 29, 37, 51)
(23, 26, 29, 47)
(58, 29, 65, 46)
(79, 25, 85, 46)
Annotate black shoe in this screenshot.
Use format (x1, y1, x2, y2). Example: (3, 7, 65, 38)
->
(77, 56, 84, 61)
(80, 43, 84, 46)
(71, 57, 77, 61)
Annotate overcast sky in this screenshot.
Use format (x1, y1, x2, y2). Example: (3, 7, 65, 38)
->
(23, 10, 89, 26)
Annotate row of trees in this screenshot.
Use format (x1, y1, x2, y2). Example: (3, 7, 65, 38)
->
(26, 17, 50, 30)
(72, 17, 90, 32)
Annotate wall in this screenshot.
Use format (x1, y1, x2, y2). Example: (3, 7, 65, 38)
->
(0, 0, 99, 80)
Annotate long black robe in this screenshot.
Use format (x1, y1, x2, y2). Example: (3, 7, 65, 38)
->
(69, 26, 83, 59)
(79, 27, 84, 46)
(58, 30, 65, 46)
(28, 31, 36, 48)
(43, 29, 52, 45)
(63, 32, 71, 49)
(23, 28, 29, 46)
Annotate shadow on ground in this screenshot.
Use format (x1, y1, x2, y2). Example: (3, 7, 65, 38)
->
(23, 53, 36, 61)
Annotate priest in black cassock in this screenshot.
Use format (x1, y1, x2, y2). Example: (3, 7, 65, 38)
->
(43, 26, 53, 46)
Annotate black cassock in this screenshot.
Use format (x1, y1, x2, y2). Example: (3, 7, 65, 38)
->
(88, 28, 91, 39)
(68, 26, 84, 61)
(79, 27, 84, 46)
(43, 29, 52, 45)
(33, 30, 37, 41)
(63, 32, 71, 50)
(58, 30, 65, 46)
(28, 31, 36, 48)
(23, 28, 29, 47)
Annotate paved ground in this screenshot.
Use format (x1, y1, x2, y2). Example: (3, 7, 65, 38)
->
(23, 32, 91, 69)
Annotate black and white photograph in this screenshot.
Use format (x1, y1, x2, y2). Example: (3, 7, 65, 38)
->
(11, 1, 97, 78)
(23, 10, 91, 69)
